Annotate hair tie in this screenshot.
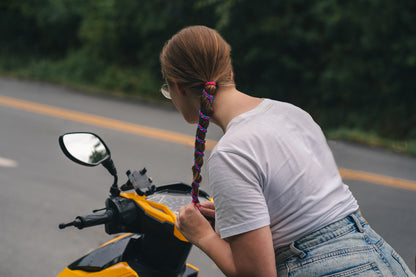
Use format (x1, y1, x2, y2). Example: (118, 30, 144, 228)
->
(195, 149, 204, 156)
(203, 82, 215, 104)
(205, 82, 216, 87)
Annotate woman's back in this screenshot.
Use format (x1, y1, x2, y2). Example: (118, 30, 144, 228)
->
(208, 98, 359, 248)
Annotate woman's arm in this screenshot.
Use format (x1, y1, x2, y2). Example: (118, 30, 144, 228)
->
(175, 203, 276, 277)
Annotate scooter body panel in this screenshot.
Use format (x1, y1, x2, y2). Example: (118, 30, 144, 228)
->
(58, 262, 198, 277)
(58, 262, 138, 277)
(57, 233, 198, 277)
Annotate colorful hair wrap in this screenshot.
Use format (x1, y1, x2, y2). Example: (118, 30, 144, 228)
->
(191, 189, 200, 210)
(199, 109, 210, 120)
(195, 135, 206, 144)
(202, 82, 215, 104)
(190, 82, 216, 209)
(198, 123, 207, 133)
(203, 90, 214, 104)
(194, 159, 201, 172)
(195, 149, 204, 156)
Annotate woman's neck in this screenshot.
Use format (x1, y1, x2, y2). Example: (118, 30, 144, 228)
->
(211, 87, 263, 132)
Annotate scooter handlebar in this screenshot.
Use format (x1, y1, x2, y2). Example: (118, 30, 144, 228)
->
(59, 210, 114, 230)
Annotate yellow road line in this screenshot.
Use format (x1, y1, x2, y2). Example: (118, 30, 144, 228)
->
(0, 95, 216, 150)
(339, 168, 416, 192)
(1, 95, 416, 191)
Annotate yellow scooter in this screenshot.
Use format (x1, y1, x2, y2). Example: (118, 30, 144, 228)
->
(57, 132, 210, 277)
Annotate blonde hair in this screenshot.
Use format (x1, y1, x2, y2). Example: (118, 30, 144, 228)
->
(160, 25, 234, 203)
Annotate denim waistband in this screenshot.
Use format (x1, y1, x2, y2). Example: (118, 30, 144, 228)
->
(275, 210, 368, 264)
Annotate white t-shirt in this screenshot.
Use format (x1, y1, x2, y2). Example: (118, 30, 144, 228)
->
(208, 99, 358, 249)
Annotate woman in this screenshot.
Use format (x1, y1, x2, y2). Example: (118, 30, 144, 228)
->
(160, 25, 414, 277)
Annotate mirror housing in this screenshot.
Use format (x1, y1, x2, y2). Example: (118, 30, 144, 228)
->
(59, 132, 111, 167)
(59, 132, 119, 196)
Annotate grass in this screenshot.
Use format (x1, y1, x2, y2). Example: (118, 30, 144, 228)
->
(326, 128, 416, 156)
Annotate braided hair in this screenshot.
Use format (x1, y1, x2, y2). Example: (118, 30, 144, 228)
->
(160, 26, 234, 206)
(191, 82, 216, 206)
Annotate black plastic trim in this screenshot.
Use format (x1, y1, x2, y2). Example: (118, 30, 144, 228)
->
(155, 183, 210, 199)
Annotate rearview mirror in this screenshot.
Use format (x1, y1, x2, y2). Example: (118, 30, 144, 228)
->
(59, 132, 111, 166)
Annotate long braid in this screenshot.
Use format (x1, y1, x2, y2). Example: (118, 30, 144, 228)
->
(191, 82, 216, 207)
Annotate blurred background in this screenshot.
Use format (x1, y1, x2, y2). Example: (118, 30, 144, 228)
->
(1, 1, 416, 276)
(0, 0, 415, 152)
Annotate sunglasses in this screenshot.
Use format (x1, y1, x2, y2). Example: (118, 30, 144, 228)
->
(160, 84, 171, 99)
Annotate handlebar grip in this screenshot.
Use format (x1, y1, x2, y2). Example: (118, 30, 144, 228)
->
(64, 210, 114, 230)
(59, 221, 75, 229)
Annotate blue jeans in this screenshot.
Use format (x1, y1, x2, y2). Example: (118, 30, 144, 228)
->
(275, 211, 415, 276)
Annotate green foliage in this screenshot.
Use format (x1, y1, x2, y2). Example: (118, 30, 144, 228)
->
(0, 0, 415, 140)
(218, 0, 416, 139)
(326, 128, 416, 156)
(0, 0, 81, 56)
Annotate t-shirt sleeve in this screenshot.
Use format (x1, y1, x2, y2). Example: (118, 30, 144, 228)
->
(208, 150, 270, 239)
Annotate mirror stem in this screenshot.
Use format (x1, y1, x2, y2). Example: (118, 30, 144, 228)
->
(102, 159, 117, 176)
(102, 159, 120, 196)
(110, 175, 120, 196)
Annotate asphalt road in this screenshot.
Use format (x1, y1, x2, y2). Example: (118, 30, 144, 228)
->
(0, 77, 415, 276)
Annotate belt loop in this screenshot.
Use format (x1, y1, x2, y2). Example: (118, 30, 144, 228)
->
(350, 213, 364, 233)
(358, 208, 369, 224)
(290, 242, 306, 259)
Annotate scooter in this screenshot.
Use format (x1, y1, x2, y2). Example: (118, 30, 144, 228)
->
(57, 132, 211, 277)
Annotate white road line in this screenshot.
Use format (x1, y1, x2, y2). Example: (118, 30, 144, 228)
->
(0, 156, 18, 168)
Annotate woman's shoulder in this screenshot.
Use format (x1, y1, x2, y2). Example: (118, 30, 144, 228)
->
(211, 107, 282, 158)
(210, 98, 319, 159)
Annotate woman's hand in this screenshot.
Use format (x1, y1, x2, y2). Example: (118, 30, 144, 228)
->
(200, 201, 215, 228)
(175, 202, 216, 247)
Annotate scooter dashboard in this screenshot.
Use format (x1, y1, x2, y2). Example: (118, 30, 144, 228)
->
(146, 191, 209, 216)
